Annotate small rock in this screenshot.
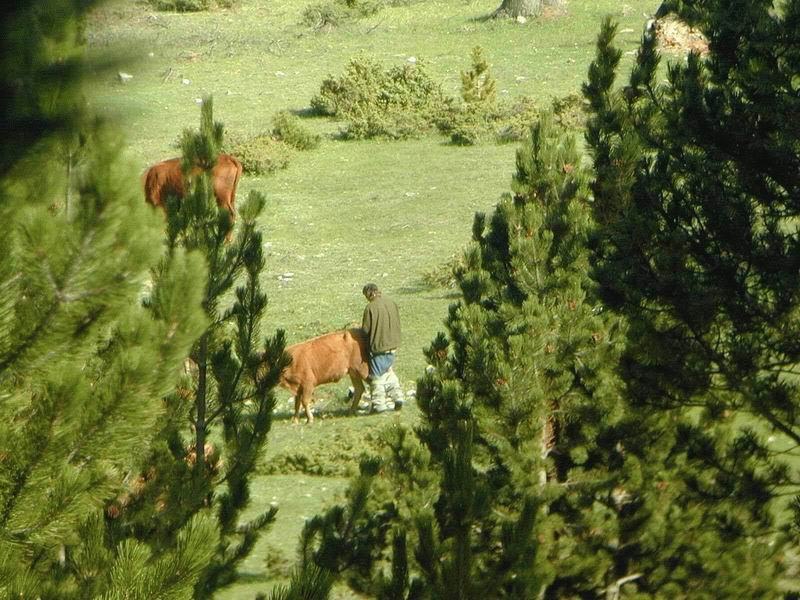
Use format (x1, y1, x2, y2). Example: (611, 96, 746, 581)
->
(516, 15, 527, 24)
(194, 98, 203, 104)
(407, 56, 417, 64)
(275, 71, 286, 77)
(181, 78, 191, 85)
(118, 72, 133, 83)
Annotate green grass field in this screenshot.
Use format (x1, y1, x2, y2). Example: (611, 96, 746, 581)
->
(86, 0, 661, 596)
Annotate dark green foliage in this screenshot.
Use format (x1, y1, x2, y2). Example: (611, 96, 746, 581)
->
(0, 2, 215, 596)
(311, 56, 452, 140)
(299, 73, 788, 594)
(583, 4, 797, 593)
(106, 97, 295, 599)
(264, 564, 335, 600)
(301, 115, 632, 598)
(0, 1, 94, 178)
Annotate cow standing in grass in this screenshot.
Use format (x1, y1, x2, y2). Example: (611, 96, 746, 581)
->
(278, 328, 370, 424)
(143, 154, 242, 232)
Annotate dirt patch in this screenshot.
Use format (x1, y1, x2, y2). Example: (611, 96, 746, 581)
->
(655, 16, 709, 55)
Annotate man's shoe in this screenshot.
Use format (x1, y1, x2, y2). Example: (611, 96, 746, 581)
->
(370, 404, 393, 414)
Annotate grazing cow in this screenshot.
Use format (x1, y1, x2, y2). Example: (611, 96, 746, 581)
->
(279, 328, 369, 424)
(143, 153, 243, 224)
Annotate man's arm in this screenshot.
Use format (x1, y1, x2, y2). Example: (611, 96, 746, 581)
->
(362, 305, 371, 333)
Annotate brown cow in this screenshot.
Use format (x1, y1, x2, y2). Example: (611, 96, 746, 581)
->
(143, 153, 243, 224)
(278, 328, 369, 424)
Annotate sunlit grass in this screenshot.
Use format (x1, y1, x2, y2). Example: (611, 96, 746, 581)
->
(85, 0, 661, 596)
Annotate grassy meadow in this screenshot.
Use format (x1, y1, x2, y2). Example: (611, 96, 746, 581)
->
(86, 0, 661, 596)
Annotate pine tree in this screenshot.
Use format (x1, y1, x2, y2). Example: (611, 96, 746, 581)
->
(300, 116, 639, 598)
(460, 46, 497, 108)
(105, 97, 295, 598)
(301, 92, 788, 597)
(0, 1, 215, 597)
(583, 5, 796, 593)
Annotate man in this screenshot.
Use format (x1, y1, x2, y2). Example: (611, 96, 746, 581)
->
(361, 283, 404, 413)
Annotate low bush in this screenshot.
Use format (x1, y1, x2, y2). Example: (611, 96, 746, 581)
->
(311, 56, 452, 140)
(551, 91, 588, 130)
(271, 111, 321, 151)
(310, 49, 583, 146)
(223, 133, 294, 175)
(436, 96, 540, 145)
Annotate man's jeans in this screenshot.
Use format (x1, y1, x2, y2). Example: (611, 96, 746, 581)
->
(368, 352, 402, 411)
(369, 351, 395, 378)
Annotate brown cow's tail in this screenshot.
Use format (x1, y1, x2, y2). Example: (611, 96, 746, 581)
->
(229, 155, 243, 219)
(142, 166, 157, 207)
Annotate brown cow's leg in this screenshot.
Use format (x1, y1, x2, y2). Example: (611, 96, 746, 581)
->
(299, 386, 315, 424)
(292, 394, 302, 425)
(348, 373, 365, 414)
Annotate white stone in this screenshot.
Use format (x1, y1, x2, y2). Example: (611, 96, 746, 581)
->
(407, 56, 417, 63)
(118, 72, 133, 83)
(181, 78, 191, 85)
(516, 15, 527, 24)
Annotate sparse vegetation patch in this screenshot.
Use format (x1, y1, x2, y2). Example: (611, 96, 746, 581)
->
(146, 0, 236, 12)
(311, 56, 452, 140)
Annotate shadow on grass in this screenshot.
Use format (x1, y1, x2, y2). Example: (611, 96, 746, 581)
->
(290, 106, 325, 119)
(271, 403, 364, 423)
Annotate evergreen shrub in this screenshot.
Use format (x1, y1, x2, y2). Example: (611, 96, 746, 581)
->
(438, 96, 541, 145)
(271, 110, 321, 150)
(310, 48, 581, 146)
(551, 92, 587, 130)
(224, 133, 294, 175)
(310, 57, 451, 139)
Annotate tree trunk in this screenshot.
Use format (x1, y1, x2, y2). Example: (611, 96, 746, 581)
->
(194, 335, 208, 473)
(494, 0, 540, 18)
